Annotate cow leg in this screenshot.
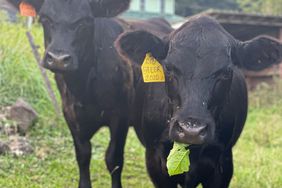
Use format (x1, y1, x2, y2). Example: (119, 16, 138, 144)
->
(201, 150, 233, 188)
(186, 144, 223, 188)
(220, 150, 233, 188)
(74, 138, 93, 188)
(67, 121, 98, 188)
(146, 148, 178, 188)
(106, 117, 129, 188)
(184, 170, 201, 188)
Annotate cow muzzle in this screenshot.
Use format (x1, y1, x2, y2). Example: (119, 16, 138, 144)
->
(42, 51, 77, 72)
(169, 118, 210, 145)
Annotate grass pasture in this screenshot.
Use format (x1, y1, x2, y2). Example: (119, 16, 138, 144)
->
(0, 20, 282, 188)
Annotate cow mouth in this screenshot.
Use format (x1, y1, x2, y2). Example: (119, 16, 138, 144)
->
(43, 64, 78, 73)
(42, 59, 78, 73)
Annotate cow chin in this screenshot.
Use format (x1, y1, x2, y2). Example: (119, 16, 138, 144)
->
(169, 119, 215, 145)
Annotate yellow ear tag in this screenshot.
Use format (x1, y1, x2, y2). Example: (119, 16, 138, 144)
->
(141, 53, 165, 83)
(19, 2, 37, 17)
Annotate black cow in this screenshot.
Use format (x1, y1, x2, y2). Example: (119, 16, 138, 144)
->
(116, 15, 282, 188)
(7, 0, 173, 188)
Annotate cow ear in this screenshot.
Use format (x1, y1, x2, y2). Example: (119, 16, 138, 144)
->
(115, 30, 169, 65)
(233, 36, 282, 71)
(90, 0, 130, 17)
(7, 0, 44, 12)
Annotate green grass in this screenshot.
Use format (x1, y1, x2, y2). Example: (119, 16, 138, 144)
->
(0, 19, 282, 188)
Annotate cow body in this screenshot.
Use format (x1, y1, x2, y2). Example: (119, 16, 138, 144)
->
(53, 18, 133, 188)
(133, 67, 248, 188)
(54, 17, 173, 188)
(116, 15, 282, 188)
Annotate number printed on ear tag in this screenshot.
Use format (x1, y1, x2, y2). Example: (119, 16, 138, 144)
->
(19, 2, 37, 17)
(141, 53, 165, 83)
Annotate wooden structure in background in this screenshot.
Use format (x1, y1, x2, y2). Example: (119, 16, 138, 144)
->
(174, 10, 282, 89)
(121, 0, 184, 23)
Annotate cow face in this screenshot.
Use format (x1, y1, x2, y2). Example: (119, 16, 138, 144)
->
(164, 49, 233, 145)
(9, 0, 130, 72)
(116, 16, 282, 145)
(39, 0, 93, 72)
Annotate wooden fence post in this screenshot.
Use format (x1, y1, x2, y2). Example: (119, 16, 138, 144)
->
(26, 31, 61, 117)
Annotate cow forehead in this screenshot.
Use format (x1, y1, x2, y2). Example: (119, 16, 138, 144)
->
(166, 17, 232, 78)
(40, 0, 92, 21)
(166, 50, 230, 79)
(166, 41, 231, 75)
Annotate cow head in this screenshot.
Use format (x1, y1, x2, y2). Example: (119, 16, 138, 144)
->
(116, 16, 282, 145)
(8, 0, 130, 72)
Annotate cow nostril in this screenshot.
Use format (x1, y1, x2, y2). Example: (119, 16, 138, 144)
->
(176, 124, 183, 133)
(173, 121, 182, 132)
(46, 53, 54, 65)
(199, 125, 208, 136)
(173, 121, 186, 137)
(62, 56, 72, 67)
(187, 121, 192, 127)
(175, 124, 185, 138)
(63, 55, 72, 62)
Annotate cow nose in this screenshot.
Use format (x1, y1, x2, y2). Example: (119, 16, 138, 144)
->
(45, 52, 72, 68)
(178, 120, 207, 136)
(170, 118, 208, 145)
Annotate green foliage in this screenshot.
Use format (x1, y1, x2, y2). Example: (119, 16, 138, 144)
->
(237, 0, 282, 15)
(236, 0, 263, 13)
(249, 79, 282, 109)
(0, 20, 59, 120)
(175, 0, 282, 17)
(167, 142, 189, 176)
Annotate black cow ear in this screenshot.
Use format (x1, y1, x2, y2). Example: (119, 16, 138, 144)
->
(7, 0, 44, 12)
(90, 0, 130, 17)
(233, 36, 282, 71)
(115, 30, 169, 65)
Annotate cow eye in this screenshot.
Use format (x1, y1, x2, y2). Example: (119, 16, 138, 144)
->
(165, 64, 173, 72)
(78, 21, 85, 27)
(165, 64, 181, 75)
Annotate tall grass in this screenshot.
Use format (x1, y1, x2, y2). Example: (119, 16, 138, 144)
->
(231, 82, 282, 187)
(0, 18, 59, 120)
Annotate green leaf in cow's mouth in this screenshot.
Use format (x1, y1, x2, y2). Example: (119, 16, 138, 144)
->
(166, 142, 190, 176)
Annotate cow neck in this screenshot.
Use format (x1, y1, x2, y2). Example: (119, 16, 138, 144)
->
(55, 59, 94, 103)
